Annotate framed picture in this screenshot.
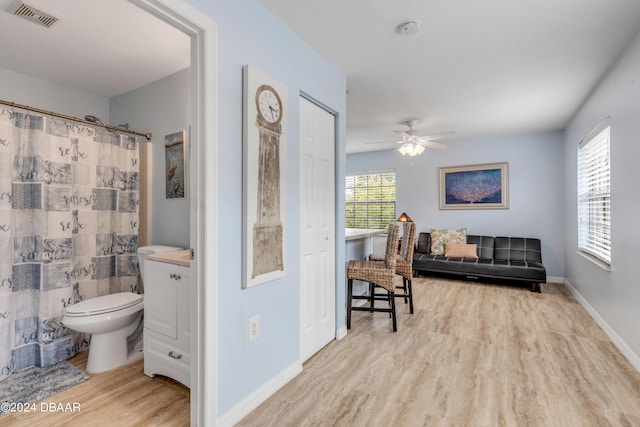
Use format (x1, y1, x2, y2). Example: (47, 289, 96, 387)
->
(439, 162, 508, 209)
(165, 130, 186, 199)
(242, 65, 288, 288)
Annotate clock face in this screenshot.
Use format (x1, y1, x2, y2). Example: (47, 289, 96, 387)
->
(257, 86, 282, 124)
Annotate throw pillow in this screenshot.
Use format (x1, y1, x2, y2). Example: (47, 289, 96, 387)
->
(430, 228, 467, 255)
(444, 243, 478, 259)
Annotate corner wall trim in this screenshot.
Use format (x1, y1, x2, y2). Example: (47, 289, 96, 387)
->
(336, 326, 348, 340)
(564, 279, 640, 373)
(216, 361, 303, 427)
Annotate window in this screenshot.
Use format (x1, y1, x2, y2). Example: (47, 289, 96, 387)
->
(345, 171, 396, 229)
(577, 120, 611, 266)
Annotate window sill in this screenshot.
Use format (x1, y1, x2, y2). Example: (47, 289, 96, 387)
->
(576, 251, 611, 272)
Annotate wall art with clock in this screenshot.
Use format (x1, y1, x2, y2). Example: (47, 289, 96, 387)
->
(242, 65, 288, 288)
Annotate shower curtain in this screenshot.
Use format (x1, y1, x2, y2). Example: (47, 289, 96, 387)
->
(0, 107, 140, 381)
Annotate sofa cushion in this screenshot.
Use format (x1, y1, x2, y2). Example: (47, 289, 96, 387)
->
(417, 233, 495, 259)
(416, 232, 432, 254)
(430, 228, 466, 255)
(466, 235, 495, 259)
(444, 243, 478, 259)
(494, 237, 542, 263)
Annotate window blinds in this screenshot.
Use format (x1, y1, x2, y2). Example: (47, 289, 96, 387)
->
(577, 121, 611, 265)
(345, 171, 396, 229)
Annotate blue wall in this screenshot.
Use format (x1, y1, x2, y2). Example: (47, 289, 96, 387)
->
(347, 131, 566, 277)
(563, 30, 640, 364)
(185, 0, 347, 416)
(110, 69, 191, 250)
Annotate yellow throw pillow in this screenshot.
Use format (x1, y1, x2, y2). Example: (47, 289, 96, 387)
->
(430, 228, 467, 255)
(444, 243, 478, 259)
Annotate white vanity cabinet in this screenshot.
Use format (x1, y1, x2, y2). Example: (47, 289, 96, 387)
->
(143, 257, 190, 388)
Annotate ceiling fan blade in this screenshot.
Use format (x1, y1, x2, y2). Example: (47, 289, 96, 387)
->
(364, 140, 396, 145)
(364, 126, 453, 149)
(417, 131, 455, 141)
(421, 140, 447, 150)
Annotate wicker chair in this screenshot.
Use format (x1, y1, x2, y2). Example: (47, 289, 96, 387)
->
(369, 222, 416, 314)
(346, 223, 400, 332)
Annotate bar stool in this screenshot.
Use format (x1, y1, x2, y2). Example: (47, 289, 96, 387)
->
(369, 221, 416, 314)
(346, 223, 400, 332)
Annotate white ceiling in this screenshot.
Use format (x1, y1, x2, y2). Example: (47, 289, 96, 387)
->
(2, 1, 640, 155)
(262, 0, 640, 153)
(0, 0, 189, 98)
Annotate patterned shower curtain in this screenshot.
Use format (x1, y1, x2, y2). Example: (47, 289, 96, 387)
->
(0, 107, 140, 381)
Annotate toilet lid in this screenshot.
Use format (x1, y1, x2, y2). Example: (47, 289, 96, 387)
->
(65, 292, 143, 316)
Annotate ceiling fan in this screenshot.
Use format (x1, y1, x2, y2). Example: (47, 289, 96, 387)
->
(393, 119, 453, 156)
(366, 119, 454, 156)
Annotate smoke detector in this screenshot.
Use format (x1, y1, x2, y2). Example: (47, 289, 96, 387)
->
(397, 19, 421, 36)
(9, 1, 59, 28)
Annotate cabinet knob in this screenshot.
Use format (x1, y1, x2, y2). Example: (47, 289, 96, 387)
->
(169, 273, 182, 280)
(168, 351, 182, 360)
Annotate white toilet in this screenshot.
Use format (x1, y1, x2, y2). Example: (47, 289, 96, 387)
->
(62, 245, 182, 373)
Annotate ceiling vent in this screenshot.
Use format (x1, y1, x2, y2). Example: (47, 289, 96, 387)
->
(9, 1, 59, 28)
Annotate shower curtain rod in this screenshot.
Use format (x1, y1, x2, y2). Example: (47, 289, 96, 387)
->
(0, 98, 152, 141)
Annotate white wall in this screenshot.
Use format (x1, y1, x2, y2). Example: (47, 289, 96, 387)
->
(185, 0, 347, 418)
(110, 69, 190, 249)
(563, 31, 640, 365)
(347, 131, 566, 277)
(0, 67, 109, 124)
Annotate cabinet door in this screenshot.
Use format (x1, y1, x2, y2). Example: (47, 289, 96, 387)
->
(144, 260, 179, 339)
(177, 273, 191, 347)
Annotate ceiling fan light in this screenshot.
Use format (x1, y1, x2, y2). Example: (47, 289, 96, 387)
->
(398, 143, 413, 156)
(398, 142, 425, 156)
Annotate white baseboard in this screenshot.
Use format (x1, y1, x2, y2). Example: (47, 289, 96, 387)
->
(546, 275, 564, 284)
(216, 361, 302, 427)
(564, 278, 640, 373)
(336, 325, 347, 340)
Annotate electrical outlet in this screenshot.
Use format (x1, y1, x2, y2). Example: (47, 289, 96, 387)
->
(248, 315, 260, 342)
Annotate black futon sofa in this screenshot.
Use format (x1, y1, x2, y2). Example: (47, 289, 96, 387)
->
(413, 232, 546, 292)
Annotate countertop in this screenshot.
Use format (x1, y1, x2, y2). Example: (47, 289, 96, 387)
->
(146, 249, 191, 267)
(345, 228, 385, 241)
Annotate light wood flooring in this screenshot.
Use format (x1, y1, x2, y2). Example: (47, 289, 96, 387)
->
(1, 351, 190, 427)
(4, 277, 640, 426)
(238, 277, 640, 427)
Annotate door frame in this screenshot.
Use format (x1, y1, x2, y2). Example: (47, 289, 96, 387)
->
(129, 1, 217, 425)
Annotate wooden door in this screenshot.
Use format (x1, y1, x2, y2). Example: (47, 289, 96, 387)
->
(299, 96, 336, 362)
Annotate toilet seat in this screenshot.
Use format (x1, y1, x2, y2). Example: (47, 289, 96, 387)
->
(65, 292, 143, 317)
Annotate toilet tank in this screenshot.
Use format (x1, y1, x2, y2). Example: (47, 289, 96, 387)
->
(137, 245, 183, 283)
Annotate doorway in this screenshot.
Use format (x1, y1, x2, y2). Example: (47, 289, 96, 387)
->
(299, 96, 337, 362)
(130, 1, 217, 425)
